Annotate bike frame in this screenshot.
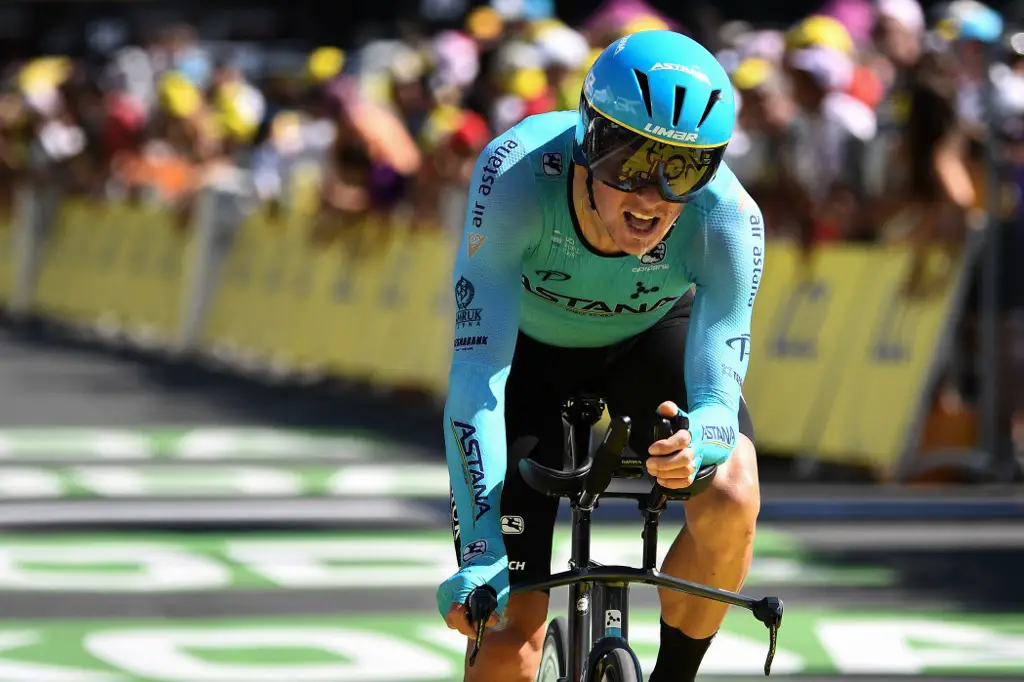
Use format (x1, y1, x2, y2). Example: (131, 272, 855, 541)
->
(510, 397, 770, 682)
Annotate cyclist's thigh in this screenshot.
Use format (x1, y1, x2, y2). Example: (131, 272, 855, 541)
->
(604, 291, 756, 453)
(449, 331, 574, 589)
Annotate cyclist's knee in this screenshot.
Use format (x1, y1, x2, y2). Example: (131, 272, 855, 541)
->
(685, 436, 760, 554)
(465, 591, 548, 682)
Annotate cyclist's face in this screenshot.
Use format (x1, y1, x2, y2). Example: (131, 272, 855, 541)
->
(590, 176, 684, 256)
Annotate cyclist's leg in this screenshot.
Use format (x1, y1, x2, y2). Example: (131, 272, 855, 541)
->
(605, 291, 760, 680)
(664, 429, 759, 633)
(449, 331, 598, 681)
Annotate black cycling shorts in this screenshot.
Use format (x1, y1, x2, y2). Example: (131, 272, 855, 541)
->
(449, 289, 756, 588)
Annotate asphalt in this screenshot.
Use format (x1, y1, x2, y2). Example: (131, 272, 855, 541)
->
(0, 316, 1022, 680)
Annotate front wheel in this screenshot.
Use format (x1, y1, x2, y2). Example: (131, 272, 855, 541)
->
(585, 641, 642, 682)
(536, 617, 569, 682)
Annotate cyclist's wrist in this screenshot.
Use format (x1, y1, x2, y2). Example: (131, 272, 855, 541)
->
(683, 405, 739, 466)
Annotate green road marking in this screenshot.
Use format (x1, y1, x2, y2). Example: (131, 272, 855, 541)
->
(0, 609, 1021, 679)
(0, 464, 451, 499)
(0, 428, 406, 460)
(0, 530, 892, 592)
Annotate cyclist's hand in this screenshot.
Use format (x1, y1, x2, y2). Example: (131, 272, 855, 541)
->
(647, 401, 697, 488)
(444, 603, 499, 638)
(436, 540, 509, 638)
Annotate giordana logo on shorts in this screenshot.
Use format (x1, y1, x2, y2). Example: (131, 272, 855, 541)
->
(701, 424, 736, 448)
(542, 152, 563, 176)
(454, 277, 482, 328)
(500, 515, 525, 534)
(462, 539, 488, 563)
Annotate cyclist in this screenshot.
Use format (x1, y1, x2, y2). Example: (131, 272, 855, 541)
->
(440, 30, 764, 682)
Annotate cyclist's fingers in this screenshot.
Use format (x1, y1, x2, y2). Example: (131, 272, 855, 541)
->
(647, 447, 696, 474)
(657, 474, 694, 489)
(444, 604, 499, 638)
(444, 606, 476, 638)
(648, 430, 690, 455)
(656, 400, 680, 418)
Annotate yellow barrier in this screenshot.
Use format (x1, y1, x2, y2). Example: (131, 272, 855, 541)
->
(0, 205, 15, 305)
(815, 249, 962, 470)
(32, 199, 192, 338)
(744, 244, 877, 454)
(31, 192, 962, 473)
(201, 212, 456, 394)
(743, 240, 963, 475)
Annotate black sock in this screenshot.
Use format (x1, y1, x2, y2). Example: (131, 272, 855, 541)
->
(647, 619, 715, 682)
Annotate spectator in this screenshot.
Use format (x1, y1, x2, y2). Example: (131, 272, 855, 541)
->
(728, 57, 798, 234)
(781, 44, 876, 246)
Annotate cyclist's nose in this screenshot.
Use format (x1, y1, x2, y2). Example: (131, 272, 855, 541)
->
(633, 184, 663, 205)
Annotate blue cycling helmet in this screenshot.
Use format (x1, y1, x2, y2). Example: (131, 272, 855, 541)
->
(943, 1, 1004, 44)
(575, 30, 736, 203)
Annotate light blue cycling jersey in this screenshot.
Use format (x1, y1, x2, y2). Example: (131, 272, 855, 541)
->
(443, 110, 764, 560)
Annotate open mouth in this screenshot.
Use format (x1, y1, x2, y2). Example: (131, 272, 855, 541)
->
(623, 210, 660, 235)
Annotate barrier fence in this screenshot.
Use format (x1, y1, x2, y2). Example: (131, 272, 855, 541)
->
(0, 181, 977, 480)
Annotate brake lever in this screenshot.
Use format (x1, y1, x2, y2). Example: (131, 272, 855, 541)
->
(752, 596, 784, 675)
(466, 586, 497, 667)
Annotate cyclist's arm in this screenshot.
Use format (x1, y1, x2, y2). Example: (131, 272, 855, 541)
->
(683, 184, 764, 466)
(443, 131, 538, 555)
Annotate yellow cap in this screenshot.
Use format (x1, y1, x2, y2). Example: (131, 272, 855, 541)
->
(936, 17, 959, 42)
(622, 15, 670, 35)
(467, 7, 504, 41)
(158, 71, 202, 118)
(308, 47, 345, 82)
(529, 18, 564, 40)
(215, 82, 262, 142)
(785, 15, 855, 56)
(18, 56, 72, 93)
(732, 58, 774, 91)
(419, 104, 463, 150)
(508, 67, 547, 100)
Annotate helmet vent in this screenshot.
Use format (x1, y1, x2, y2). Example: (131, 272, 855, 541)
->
(697, 89, 723, 129)
(672, 86, 686, 128)
(632, 69, 653, 118)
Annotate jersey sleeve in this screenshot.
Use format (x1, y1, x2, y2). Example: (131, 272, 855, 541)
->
(683, 183, 765, 466)
(443, 131, 538, 555)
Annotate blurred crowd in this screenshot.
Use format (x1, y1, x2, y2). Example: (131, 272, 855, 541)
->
(0, 0, 1020, 462)
(1, 1, 1022, 239)
(1, 2, 1022, 246)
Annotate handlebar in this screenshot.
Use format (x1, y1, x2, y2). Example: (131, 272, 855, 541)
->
(466, 586, 497, 667)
